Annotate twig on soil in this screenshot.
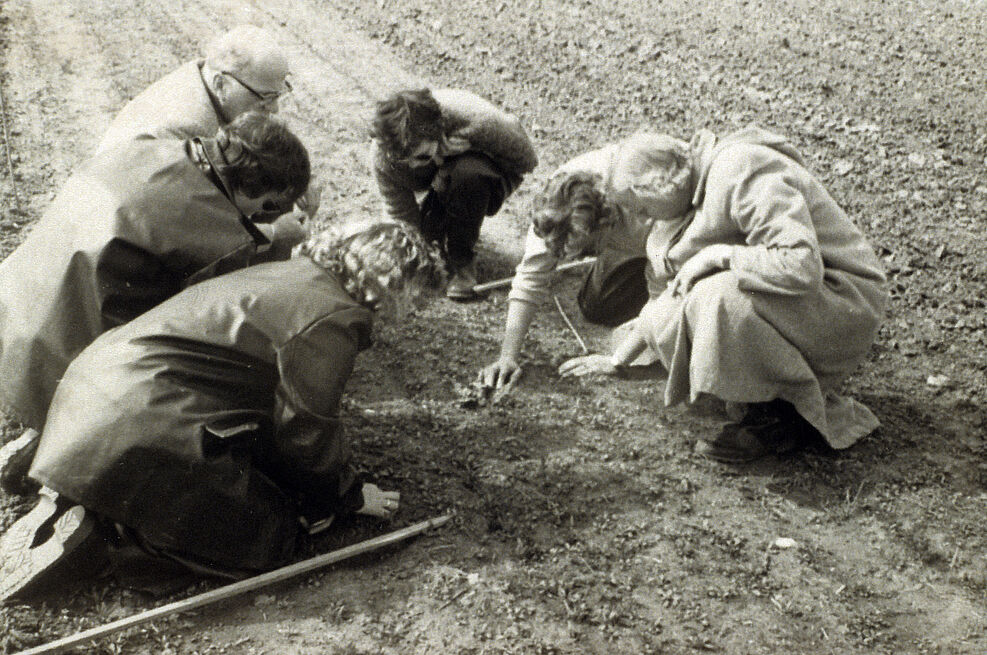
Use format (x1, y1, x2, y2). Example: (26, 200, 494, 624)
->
(437, 587, 473, 610)
(553, 294, 589, 354)
(13, 514, 452, 655)
(0, 78, 24, 215)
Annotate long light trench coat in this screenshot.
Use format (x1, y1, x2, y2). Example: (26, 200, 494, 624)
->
(641, 128, 887, 448)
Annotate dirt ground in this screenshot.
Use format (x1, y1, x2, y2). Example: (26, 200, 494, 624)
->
(0, 0, 985, 653)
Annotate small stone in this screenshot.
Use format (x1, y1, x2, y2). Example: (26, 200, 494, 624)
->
(772, 537, 798, 549)
(834, 159, 854, 175)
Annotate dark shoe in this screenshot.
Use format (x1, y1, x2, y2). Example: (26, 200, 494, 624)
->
(696, 422, 774, 463)
(697, 400, 816, 463)
(0, 488, 106, 602)
(0, 428, 41, 496)
(446, 261, 479, 300)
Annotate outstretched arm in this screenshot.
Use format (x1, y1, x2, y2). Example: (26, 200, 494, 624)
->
(477, 225, 560, 391)
(478, 298, 537, 390)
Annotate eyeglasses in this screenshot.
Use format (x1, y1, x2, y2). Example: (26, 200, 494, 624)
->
(223, 71, 291, 102)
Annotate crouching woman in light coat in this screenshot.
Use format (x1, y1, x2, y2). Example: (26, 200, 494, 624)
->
(0, 220, 446, 602)
(558, 127, 887, 463)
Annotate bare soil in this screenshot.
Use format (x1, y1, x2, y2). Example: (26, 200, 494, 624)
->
(1, 0, 985, 653)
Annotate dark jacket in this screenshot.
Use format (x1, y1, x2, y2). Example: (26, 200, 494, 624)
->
(29, 257, 372, 572)
(0, 138, 269, 429)
(372, 88, 538, 226)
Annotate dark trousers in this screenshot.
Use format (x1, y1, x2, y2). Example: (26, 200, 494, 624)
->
(577, 254, 650, 328)
(420, 153, 515, 268)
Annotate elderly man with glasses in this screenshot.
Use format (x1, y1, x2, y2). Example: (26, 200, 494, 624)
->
(97, 24, 291, 152)
(96, 24, 319, 243)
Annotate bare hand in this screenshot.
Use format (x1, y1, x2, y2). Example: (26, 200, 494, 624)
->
(669, 244, 731, 297)
(356, 483, 400, 519)
(558, 354, 618, 378)
(270, 211, 310, 249)
(477, 358, 522, 392)
(295, 182, 323, 220)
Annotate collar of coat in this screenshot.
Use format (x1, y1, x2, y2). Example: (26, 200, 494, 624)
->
(689, 127, 806, 208)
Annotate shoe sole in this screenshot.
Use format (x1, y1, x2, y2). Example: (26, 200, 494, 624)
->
(0, 493, 96, 602)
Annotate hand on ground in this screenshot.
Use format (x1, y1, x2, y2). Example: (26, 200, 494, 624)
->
(356, 483, 400, 519)
(558, 354, 618, 378)
(477, 358, 522, 392)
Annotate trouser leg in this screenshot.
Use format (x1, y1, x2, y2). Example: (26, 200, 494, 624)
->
(577, 254, 650, 327)
(420, 153, 513, 269)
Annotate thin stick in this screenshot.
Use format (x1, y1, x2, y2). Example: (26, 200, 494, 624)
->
(0, 78, 24, 215)
(472, 256, 597, 294)
(553, 294, 589, 354)
(15, 514, 452, 655)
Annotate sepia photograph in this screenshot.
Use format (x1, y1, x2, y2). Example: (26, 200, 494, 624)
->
(0, 0, 984, 653)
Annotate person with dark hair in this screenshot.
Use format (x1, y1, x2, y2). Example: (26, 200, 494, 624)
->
(478, 134, 686, 391)
(370, 87, 538, 299)
(96, 25, 321, 219)
(0, 220, 446, 601)
(556, 127, 887, 463)
(0, 111, 310, 493)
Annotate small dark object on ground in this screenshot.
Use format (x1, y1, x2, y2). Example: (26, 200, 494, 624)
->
(456, 381, 495, 409)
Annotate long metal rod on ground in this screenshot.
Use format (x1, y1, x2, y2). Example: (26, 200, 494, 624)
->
(553, 294, 589, 354)
(472, 256, 597, 294)
(15, 514, 453, 655)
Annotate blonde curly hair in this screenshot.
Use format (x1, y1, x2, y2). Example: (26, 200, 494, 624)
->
(296, 220, 447, 307)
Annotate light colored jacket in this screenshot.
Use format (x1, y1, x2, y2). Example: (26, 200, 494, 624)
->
(648, 127, 887, 300)
(507, 143, 654, 306)
(642, 127, 887, 447)
(97, 60, 223, 153)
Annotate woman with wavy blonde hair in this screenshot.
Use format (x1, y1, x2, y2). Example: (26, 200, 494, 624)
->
(479, 133, 693, 392)
(0, 221, 445, 601)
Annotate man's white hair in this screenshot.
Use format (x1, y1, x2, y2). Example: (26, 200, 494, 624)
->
(204, 25, 287, 80)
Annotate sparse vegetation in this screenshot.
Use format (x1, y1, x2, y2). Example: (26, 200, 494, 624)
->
(1, 0, 984, 653)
